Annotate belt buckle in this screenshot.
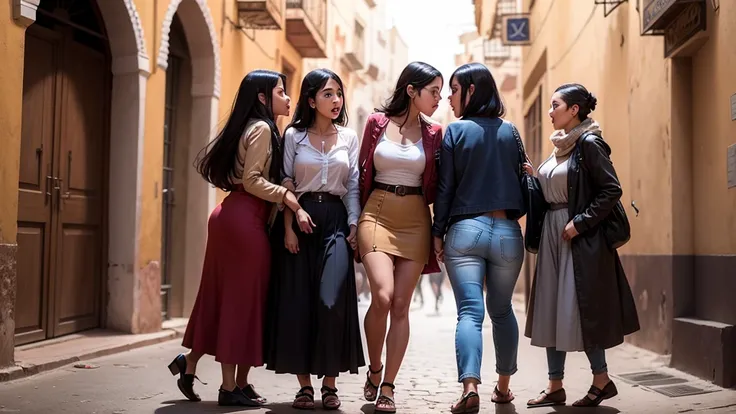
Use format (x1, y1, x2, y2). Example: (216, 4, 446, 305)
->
(317, 193, 324, 202)
(394, 185, 406, 196)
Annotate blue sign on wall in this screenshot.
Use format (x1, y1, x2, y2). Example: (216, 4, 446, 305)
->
(502, 15, 531, 45)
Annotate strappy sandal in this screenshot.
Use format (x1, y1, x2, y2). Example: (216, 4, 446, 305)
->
(450, 391, 479, 414)
(320, 385, 341, 410)
(292, 385, 315, 410)
(527, 388, 566, 407)
(363, 364, 383, 402)
(491, 386, 515, 404)
(572, 381, 618, 407)
(375, 382, 397, 413)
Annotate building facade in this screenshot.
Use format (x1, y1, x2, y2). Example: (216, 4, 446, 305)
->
(516, 0, 735, 387)
(0, 0, 400, 368)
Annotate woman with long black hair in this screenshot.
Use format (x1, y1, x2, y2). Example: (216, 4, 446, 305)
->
(265, 68, 365, 410)
(357, 61, 444, 413)
(166, 70, 313, 407)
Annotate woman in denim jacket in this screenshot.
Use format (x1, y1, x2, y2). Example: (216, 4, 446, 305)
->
(432, 63, 525, 413)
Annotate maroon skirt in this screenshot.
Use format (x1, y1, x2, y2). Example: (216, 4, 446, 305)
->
(182, 187, 271, 365)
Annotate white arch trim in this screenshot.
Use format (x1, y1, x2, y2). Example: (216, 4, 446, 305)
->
(157, 0, 221, 98)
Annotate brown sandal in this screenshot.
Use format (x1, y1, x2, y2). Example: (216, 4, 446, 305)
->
(375, 382, 396, 413)
(572, 381, 618, 407)
(491, 386, 515, 404)
(450, 391, 479, 414)
(292, 385, 315, 410)
(363, 364, 383, 402)
(527, 388, 566, 407)
(320, 386, 341, 410)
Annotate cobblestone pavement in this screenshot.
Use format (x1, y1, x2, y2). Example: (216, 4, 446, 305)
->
(1, 280, 735, 413)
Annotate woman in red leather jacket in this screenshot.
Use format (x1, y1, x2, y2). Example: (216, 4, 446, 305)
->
(356, 61, 444, 413)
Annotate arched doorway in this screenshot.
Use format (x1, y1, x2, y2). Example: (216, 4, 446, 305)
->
(15, 0, 111, 345)
(158, 0, 220, 319)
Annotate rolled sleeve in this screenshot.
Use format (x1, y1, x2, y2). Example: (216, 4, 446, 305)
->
(241, 121, 288, 203)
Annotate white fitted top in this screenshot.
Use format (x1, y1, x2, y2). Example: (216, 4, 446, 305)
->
(282, 127, 361, 226)
(373, 134, 425, 187)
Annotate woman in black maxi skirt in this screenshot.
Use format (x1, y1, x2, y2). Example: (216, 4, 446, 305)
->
(264, 69, 364, 411)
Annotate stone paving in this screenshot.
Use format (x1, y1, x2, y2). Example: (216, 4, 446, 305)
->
(0, 280, 734, 413)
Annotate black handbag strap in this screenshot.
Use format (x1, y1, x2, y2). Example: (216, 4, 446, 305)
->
(505, 121, 527, 177)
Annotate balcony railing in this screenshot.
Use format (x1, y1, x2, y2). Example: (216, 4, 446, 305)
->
(236, 0, 285, 30)
(285, 0, 327, 57)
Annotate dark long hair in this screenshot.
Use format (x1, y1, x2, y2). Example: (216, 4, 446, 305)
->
(287, 68, 348, 135)
(195, 70, 286, 191)
(555, 83, 598, 121)
(450, 62, 505, 118)
(378, 61, 442, 127)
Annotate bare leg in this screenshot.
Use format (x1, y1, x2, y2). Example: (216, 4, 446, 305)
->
(221, 363, 237, 391)
(184, 351, 203, 375)
(382, 257, 424, 400)
(235, 365, 250, 388)
(362, 251, 395, 387)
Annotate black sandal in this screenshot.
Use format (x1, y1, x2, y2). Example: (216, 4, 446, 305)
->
(451, 391, 479, 414)
(363, 364, 383, 402)
(292, 385, 315, 410)
(320, 385, 341, 410)
(572, 381, 618, 407)
(167, 354, 206, 402)
(375, 382, 396, 413)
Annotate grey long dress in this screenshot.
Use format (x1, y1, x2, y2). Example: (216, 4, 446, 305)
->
(529, 155, 585, 352)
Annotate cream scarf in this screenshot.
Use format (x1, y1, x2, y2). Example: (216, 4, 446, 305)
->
(550, 118, 602, 157)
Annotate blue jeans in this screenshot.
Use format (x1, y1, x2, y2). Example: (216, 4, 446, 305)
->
(547, 348, 608, 380)
(444, 216, 524, 383)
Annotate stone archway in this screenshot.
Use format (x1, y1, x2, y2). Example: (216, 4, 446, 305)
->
(157, 0, 221, 316)
(14, 0, 152, 334)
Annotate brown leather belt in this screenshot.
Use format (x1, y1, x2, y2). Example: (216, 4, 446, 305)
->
(374, 182, 423, 196)
(549, 203, 568, 211)
(300, 192, 342, 203)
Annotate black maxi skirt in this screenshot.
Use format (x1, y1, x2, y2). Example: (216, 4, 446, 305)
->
(265, 193, 365, 377)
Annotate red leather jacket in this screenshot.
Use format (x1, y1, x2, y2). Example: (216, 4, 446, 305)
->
(356, 112, 443, 274)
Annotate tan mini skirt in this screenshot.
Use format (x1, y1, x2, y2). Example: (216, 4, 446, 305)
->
(357, 189, 431, 264)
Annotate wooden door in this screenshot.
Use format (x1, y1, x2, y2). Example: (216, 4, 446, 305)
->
(15, 26, 60, 345)
(51, 40, 107, 337)
(15, 21, 108, 344)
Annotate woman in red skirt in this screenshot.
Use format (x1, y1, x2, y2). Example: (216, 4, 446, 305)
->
(166, 70, 316, 407)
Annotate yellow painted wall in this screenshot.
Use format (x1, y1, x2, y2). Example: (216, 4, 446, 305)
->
(0, 9, 27, 245)
(691, 5, 736, 255)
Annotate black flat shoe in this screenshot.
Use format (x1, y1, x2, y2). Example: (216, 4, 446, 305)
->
(218, 387, 261, 407)
(242, 384, 267, 405)
(572, 381, 618, 407)
(168, 354, 203, 402)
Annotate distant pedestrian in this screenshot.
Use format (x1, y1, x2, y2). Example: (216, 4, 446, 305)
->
(357, 61, 444, 413)
(264, 69, 365, 411)
(433, 62, 525, 413)
(167, 70, 310, 407)
(524, 83, 639, 408)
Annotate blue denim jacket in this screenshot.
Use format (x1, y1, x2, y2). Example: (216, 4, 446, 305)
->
(431, 117, 524, 238)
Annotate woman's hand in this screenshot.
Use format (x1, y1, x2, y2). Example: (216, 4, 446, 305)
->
(523, 162, 535, 176)
(346, 224, 358, 250)
(433, 236, 444, 263)
(562, 220, 579, 241)
(296, 208, 316, 234)
(285, 227, 299, 254)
